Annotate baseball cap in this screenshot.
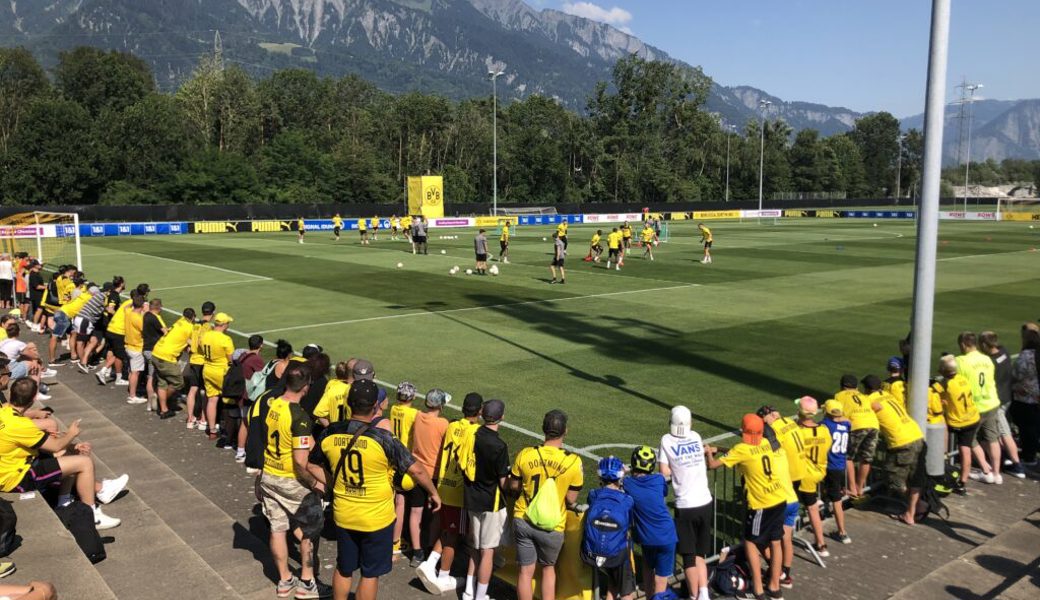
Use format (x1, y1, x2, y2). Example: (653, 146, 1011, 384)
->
(755, 405, 777, 419)
(741, 414, 765, 445)
(396, 381, 417, 401)
(425, 388, 447, 408)
(213, 312, 234, 325)
(795, 395, 819, 417)
(887, 356, 904, 371)
(347, 379, 380, 411)
(101, 281, 113, 292)
(302, 344, 323, 359)
(824, 399, 844, 417)
(352, 359, 374, 381)
(482, 399, 505, 423)
(861, 374, 882, 392)
(670, 406, 692, 438)
(462, 392, 484, 417)
(598, 456, 625, 483)
(840, 374, 858, 388)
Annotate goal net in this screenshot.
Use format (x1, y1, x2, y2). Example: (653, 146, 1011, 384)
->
(496, 207, 558, 216)
(0, 211, 82, 272)
(998, 198, 1040, 220)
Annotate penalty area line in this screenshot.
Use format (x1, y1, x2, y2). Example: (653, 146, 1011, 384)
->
(128, 251, 272, 281)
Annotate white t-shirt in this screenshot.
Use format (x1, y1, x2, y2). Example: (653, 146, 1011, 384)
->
(0, 260, 12, 280)
(0, 338, 26, 361)
(658, 431, 712, 509)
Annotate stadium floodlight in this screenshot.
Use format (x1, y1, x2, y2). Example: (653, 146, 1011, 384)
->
(758, 100, 772, 215)
(489, 70, 506, 216)
(896, 133, 906, 202)
(961, 82, 983, 214)
(725, 124, 735, 202)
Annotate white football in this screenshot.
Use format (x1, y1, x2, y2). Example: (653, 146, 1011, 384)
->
(1030, 225, 1035, 230)
(542, 237, 547, 241)
(465, 269, 473, 275)
(653, 240, 659, 247)
(489, 265, 499, 276)
(441, 249, 447, 255)
(396, 262, 404, 268)
(453, 265, 460, 271)
(873, 223, 878, 227)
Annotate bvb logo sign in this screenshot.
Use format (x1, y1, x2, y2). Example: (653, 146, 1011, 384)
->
(423, 184, 442, 208)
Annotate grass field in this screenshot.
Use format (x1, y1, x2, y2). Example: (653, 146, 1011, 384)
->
(73, 219, 1039, 470)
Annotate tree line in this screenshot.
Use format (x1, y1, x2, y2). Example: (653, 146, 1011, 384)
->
(3, 46, 1011, 207)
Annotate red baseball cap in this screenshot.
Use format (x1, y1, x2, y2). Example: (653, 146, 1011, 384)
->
(741, 414, 764, 445)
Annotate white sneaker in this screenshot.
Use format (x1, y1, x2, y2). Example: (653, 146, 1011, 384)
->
(95, 369, 109, 385)
(196, 421, 207, 431)
(435, 575, 461, 595)
(127, 396, 148, 405)
(994, 474, 1003, 485)
(40, 369, 58, 379)
(245, 467, 260, 475)
(97, 474, 129, 504)
(61, 340, 70, 350)
(415, 561, 440, 595)
(970, 471, 996, 484)
(114, 378, 129, 386)
(93, 506, 121, 530)
(36, 393, 51, 401)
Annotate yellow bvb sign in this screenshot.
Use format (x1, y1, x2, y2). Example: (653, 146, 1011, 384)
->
(407, 176, 444, 219)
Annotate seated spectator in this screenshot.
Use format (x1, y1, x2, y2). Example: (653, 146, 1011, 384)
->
(0, 580, 57, 600)
(0, 378, 127, 530)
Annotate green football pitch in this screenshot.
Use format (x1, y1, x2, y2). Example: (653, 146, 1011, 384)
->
(75, 219, 1039, 464)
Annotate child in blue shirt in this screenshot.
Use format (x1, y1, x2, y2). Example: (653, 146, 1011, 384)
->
(583, 456, 636, 600)
(822, 400, 852, 544)
(623, 446, 679, 598)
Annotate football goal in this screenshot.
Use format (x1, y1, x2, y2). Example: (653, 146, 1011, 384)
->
(0, 211, 83, 271)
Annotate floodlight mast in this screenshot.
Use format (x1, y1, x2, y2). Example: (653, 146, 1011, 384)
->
(757, 100, 772, 215)
(489, 70, 505, 216)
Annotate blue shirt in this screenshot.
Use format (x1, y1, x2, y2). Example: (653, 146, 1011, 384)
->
(823, 417, 850, 471)
(622, 473, 678, 546)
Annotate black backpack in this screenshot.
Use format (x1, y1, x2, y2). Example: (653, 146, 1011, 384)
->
(245, 390, 276, 469)
(0, 499, 17, 557)
(222, 360, 246, 402)
(914, 480, 950, 523)
(710, 547, 750, 596)
(55, 501, 106, 564)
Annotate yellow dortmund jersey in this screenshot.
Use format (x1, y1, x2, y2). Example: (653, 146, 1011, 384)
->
(371, 217, 380, 228)
(641, 227, 654, 242)
(797, 424, 831, 492)
(392, 218, 400, 228)
(770, 416, 807, 483)
(152, 318, 193, 363)
(837, 388, 879, 431)
(189, 321, 212, 365)
(500, 225, 510, 242)
(319, 421, 415, 532)
(510, 445, 584, 532)
(436, 418, 480, 508)
(263, 398, 312, 479)
(124, 310, 144, 352)
(607, 232, 621, 249)
(59, 291, 93, 318)
(200, 329, 234, 368)
(927, 386, 946, 425)
(106, 299, 132, 336)
(874, 393, 923, 449)
(883, 377, 907, 408)
(332, 216, 343, 228)
(57, 276, 75, 304)
(590, 233, 601, 246)
(389, 403, 419, 448)
(0, 405, 46, 492)
(621, 225, 632, 239)
(557, 222, 568, 237)
(358, 219, 367, 231)
(956, 350, 999, 412)
(297, 219, 305, 231)
(935, 374, 980, 428)
(700, 227, 713, 243)
(720, 440, 791, 510)
(314, 380, 351, 422)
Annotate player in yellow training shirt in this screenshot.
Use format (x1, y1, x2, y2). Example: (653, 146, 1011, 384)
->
(620, 222, 633, 250)
(358, 217, 369, 245)
(556, 221, 569, 250)
(606, 228, 623, 270)
(200, 313, 235, 439)
(641, 223, 656, 261)
(835, 374, 879, 497)
(935, 355, 988, 491)
(872, 389, 926, 524)
(297, 216, 305, 244)
(698, 222, 713, 264)
(315, 380, 439, 600)
(314, 361, 352, 426)
(794, 397, 832, 556)
(707, 414, 787, 598)
(332, 214, 343, 241)
(499, 222, 511, 264)
(586, 229, 603, 262)
(371, 215, 380, 240)
(416, 394, 483, 596)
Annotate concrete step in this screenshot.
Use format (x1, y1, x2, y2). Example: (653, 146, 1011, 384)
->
(889, 511, 1040, 600)
(46, 381, 275, 600)
(1, 491, 117, 599)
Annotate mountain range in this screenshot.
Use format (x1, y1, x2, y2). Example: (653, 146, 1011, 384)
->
(1, 0, 1038, 163)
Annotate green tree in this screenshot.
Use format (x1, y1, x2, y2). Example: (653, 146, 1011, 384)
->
(259, 130, 332, 203)
(55, 47, 154, 117)
(166, 149, 260, 204)
(0, 48, 50, 153)
(850, 112, 900, 196)
(789, 129, 826, 192)
(501, 96, 571, 204)
(114, 95, 196, 188)
(258, 69, 333, 145)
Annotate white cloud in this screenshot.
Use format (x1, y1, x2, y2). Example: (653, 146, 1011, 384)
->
(561, 2, 633, 27)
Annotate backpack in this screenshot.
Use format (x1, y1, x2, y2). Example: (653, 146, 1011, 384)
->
(710, 549, 749, 596)
(931, 464, 961, 497)
(914, 480, 950, 523)
(221, 360, 246, 402)
(55, 501, 106, 564)
(245, 390, 276, 469)
(247, 360, 278, 402)
(0, 499, 17, 557)
(581, 489, 631, 567)
(524, 449, 576, 531)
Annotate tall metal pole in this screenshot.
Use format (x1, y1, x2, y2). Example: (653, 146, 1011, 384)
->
(962, 83, 981, 214)
(725, 130, 732, 202)
(896, 134, 904, 201)
(909, 0, 951, 463)
(490, 72, 501, 216)
(758, 100, 771, 214)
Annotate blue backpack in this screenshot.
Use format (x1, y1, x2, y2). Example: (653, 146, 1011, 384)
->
(581, 487, 633, 567)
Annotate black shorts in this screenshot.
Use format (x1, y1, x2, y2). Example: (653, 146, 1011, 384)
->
(333, 226, 341, 235)
(186, 363, 204, 389)
(822, 469, 845, 502)
(704, 241, 713, 249)
(359, 230, 367, 237)
(797, 488, 819, 507)
(336, 522, 394, 578)
(106, 332, 127, 361)
(0, 280, 11, 299)
(608, 249, 620, 259)
(15, 455, 62, 493)
(744, 502, 785, 549)
(476, 253, 488, 262)
(674, 503, 713, 558)
(551, 258, 565, 267)
(500, 241, 508, 252)
(415, 235, 427, 244)
(405, 485, 428, 509)
(595, 556, 635, 597)
(950, 422, 980, 448)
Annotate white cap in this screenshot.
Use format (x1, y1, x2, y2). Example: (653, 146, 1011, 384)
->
(670, 406, 692, 438)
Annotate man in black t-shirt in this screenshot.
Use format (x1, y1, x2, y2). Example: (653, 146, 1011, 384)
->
(26, 262, 44, 333)
(980, 331, 1026, 478)
(141, 299, 167, 409)
(462, 399, 509, 600)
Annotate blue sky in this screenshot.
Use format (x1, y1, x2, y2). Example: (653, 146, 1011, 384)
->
(534, 1, 1039, 117)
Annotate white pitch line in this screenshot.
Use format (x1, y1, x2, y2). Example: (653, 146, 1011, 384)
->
(128, 251, 271, 280)
(937, 249, 1037, 262)
(581, 443, 640, 453)
(251, 283, 702, 335)
(151, 279, 272, 292)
